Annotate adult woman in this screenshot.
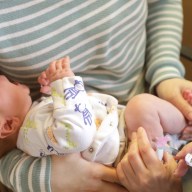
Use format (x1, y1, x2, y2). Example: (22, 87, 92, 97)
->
(0, 1, 191, 191)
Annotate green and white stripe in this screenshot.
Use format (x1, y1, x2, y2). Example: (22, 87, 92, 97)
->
(0, 1, 184, 191)
(0, 150, 51, 192)
(146, 1, 184, 90)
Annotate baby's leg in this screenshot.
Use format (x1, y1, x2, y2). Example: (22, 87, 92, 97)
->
(125, 93, 187, 146)
(182, 89, 192, 105)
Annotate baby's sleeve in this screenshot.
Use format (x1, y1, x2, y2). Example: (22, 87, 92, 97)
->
(46, 76, 96, 153)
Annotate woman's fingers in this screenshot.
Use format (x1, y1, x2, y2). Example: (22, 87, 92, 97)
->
(117, 127, 182, 192)
(156, 78, 192, 121)
(99, 181, 128, 192)
(117, 153, 136, 187)
(175, 142, 192, 160)
(95, 163, 119, 183)
(127, 132, 148, 173)
(174, 159, 189, 177)
(136, 127, 160, 170)
(94, 164, 128, 192)
(117, 132, 148, 190)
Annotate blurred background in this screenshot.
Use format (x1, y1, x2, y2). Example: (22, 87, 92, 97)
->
(181, 0, 192, 80)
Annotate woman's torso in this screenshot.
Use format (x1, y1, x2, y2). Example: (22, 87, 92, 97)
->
(0, 1, 148, 103)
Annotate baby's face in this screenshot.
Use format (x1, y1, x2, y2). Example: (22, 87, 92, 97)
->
(0, 75, 32, 117)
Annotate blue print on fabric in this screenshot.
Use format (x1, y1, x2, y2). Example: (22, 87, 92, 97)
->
(64, 80, 84, 100)
(40, 149, 46, 157)
(46, 145, 65, 156)
(75, 103, 92, 126)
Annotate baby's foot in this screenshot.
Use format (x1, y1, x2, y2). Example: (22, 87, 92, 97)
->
(182, 89, 192, 105)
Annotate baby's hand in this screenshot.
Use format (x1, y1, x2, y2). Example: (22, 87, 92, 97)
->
(38, 56, 74, 93)
(46, 56, 74, 83)
(38, 71, 51, 94)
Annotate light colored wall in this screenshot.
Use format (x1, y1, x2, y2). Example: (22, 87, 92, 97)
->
(181, 0, 192, 80)
(182, 0, 192, 48)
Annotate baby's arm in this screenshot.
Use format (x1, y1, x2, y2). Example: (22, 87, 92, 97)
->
(42, 58, 96, 154)
(48, 75, 96, 154)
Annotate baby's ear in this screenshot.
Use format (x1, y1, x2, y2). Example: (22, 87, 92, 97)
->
(0, 117, 20, 139)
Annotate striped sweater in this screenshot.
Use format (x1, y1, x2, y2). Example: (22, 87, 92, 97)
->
(0, 1, 184, 191)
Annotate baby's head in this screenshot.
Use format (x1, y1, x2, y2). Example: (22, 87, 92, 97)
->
(0, 75, 32, 158)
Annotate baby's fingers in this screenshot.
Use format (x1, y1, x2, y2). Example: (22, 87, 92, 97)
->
(61, 56, 70, 69)
(46, 59, 64, 77)
(46, 61, 57, 76)
(38, 71, 49, 86)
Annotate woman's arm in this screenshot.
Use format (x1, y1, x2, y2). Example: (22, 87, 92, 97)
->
(0, 149, 128, 192)
(0, 149, 51, 192)
(145, 0, 184, 91)
(51, 153, 128, 192)
(145, 0, 192, 138)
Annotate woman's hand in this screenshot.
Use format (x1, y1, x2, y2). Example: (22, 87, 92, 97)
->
(117, 127, 182, 192)
(156, 78, 192, 121)
(51, 153, 128, 192)
(174, 142, 192, 177)
(156, 78, 192, 140)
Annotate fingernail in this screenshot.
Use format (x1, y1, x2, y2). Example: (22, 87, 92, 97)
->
(138, 127, 143, 132)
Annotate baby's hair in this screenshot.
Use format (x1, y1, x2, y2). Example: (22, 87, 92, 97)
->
(0, 137, 17, 159)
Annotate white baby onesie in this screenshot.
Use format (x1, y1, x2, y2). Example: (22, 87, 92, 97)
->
(17, 76, 119, 165)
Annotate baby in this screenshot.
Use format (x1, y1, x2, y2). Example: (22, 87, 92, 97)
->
(0, 57, 190, 166)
